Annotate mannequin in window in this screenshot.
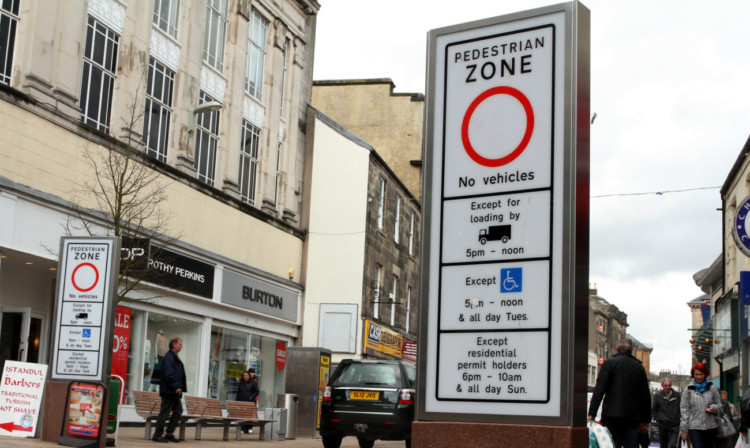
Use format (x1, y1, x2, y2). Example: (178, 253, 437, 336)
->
(151, 330, 168, 391)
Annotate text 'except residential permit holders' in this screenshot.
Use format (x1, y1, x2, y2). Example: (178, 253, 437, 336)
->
(437, 331, 549, 401)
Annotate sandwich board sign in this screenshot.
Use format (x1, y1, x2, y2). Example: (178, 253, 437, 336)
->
(417, 2, 589, 425)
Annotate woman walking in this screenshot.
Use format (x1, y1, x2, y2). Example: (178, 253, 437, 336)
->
(680, 362, 722, 448)
(236, 369, 259, 434)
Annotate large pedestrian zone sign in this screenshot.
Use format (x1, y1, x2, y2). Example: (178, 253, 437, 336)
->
(418, 2, 589, 425)
(52, 237, 119, 381)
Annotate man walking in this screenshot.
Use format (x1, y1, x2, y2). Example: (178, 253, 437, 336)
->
(588, 337, 652, 448)
(653, 378, 681, 448)
(152, 337, 186, 443)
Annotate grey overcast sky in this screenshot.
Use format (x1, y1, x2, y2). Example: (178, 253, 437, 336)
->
(312, 0, 750, 374)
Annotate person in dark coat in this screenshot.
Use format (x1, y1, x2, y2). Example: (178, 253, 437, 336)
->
(588, 337, 651, 448)
(653, 378, 681, 448)
(152, 337, 187, 443)
(236, 369, 259, 434)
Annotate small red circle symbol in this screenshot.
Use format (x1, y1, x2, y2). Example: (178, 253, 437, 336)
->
(461, 86, 534, 167)
(71, 262, 99, 292)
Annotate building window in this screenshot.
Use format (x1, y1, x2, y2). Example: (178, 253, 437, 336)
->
(153, 0, 180, 38)
(394, 197, 401, 243)
(273, 142, 282, 206)
(238, 120, 260, 205)
(245, 8, 267, 99)
(377, 178, 385, 229)
(143, 58, 174, 163)
(390, 276, 397, 326)
(0, 0, 19, 85)
(194, 91, 220, 186)
(279, 38, 289, 113)
(408, 214, 415, 255)
(374, 265, 382, 320)
(80, 16, 119, 133)
(203, 0, 227, 71)
(406, 286, 412, 333)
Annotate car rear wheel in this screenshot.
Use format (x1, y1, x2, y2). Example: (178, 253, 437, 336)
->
(357, 437, 375, 448)
(322, 434, 343, 448)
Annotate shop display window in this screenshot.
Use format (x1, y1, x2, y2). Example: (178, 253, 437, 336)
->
(208, 325, 286, 409)
(121, 307, 202, 405)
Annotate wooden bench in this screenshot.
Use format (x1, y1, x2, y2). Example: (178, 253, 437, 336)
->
(185, 396, 244, 441)
(225, 400, 276, 441)
(132, 390, 195, 441)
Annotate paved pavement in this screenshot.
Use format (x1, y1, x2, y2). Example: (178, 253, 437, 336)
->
(0, 426, 408, 448)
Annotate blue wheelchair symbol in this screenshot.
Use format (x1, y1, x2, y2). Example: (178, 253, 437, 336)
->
(82, 328, 91, 338)
(500, 268, 522, 293)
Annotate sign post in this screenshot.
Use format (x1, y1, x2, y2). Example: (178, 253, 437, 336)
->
(44, 237, 120, 448)
(416, 2, 589, 446)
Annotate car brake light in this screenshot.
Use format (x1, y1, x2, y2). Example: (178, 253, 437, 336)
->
(398, 389, 415, 405)
(323, 386, 332, 402)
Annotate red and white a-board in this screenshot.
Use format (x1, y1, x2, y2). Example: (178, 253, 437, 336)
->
(0, 361, 48, 437)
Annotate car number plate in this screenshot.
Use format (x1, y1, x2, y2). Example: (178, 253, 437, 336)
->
(350, 391, 379, 400)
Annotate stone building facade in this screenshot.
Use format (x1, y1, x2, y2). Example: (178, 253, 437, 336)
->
(0, 0, 320, 422)
(301, 109, 421, 365)
(312, 79, 425, 200)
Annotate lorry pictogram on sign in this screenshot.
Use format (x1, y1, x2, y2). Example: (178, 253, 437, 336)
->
(478, 225, 511, 244)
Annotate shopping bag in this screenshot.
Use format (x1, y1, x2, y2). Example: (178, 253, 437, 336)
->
(719, 413, 739, 438)
(588, 422, 615, 448)
(681, 439, 689, 448)
(737, 432, 750, 448)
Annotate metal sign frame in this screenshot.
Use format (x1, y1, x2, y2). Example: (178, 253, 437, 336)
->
(417, 2, 589, 426)
(50, 237, 120, 382)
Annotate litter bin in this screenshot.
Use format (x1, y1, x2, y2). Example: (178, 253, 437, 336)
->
(277, 393, 299, 439)
(261, 408, 287, 440)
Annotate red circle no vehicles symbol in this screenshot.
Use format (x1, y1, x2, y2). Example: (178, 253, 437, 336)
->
(71, 262, 99, 292)
(461, 86, 534, 167)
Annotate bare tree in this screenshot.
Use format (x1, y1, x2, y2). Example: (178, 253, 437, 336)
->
(61, 80, 180, 303)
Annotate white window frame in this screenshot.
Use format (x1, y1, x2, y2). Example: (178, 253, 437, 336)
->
(80, 16, 119, 133)
(408, 213, 415, 255)
(203, 0, 227, 71)
(245, 8, 267, 99)
(377, 178, 385, 230)
(153, 0, 180, 38)
(374, 265, 382, 320)
(194, 91, 220, 186)
(0, 0, 20, 85)
(273, 142, 282, 207)
(143, 57, 174, 163)
(406, 286, 412, 333)
(390, 276, 397, 326)
(239, 120, 260, 205)
(394, 197, 401, 243)
(279, 38, 289, 114)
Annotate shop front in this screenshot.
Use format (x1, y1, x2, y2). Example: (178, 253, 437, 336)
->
(0, 191, 302, 422)
(363, 319, 417, 365)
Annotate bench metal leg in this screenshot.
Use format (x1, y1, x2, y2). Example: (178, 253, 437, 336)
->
(145, 420, 152, 440)
(259, 425, 266, 441)
(195, 422, 203, 440)
(179, 422, 186, 441)
(222, 423, 230, 441)
(236, 425, 242, 441)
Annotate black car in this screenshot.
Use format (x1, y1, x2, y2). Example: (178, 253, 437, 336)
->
(319, 359, 416, 448)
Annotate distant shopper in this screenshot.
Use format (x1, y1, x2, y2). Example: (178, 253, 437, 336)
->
(716, 390, 740, 448)
(679, 362, 722, 448)
(236, 369, 259, 434)
(588, 337, 651, 448)
(152, 337, 186, 443)
(653, 378, 681, 448)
